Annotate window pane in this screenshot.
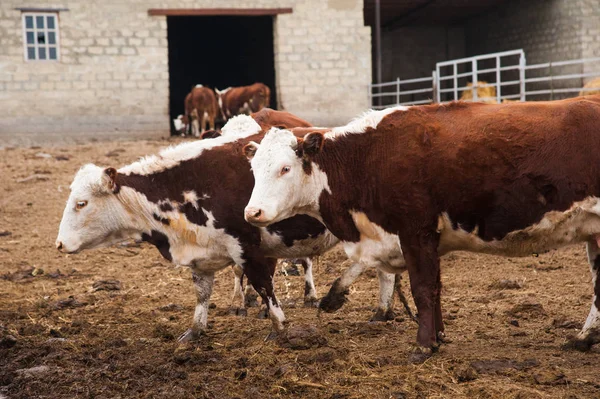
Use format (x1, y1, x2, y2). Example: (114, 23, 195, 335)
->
(47, 16, 55, 29)
(27, 46, 36, 60)
(36, 16, 44, 29)
(26, 31, 35, 44)
(37, 32, 46, 44)
(48, 32, 56, 44)
(38, 47, 46, 60)
(49, 47, 57, 60)
(25, 16, 33, 29)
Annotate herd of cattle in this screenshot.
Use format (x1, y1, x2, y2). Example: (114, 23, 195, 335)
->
(56, 94, 600, 362)
(173, 83, 271, 137)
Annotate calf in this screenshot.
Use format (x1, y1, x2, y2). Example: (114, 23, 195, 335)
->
(244, 96, 600, 358)
(183, 85, 219, 137)
(216, 83, 270, 121)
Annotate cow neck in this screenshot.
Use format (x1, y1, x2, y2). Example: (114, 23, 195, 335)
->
(309, 134, 377, 243)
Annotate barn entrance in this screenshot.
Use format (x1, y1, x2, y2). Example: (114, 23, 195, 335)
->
(166, 14, 277, 133)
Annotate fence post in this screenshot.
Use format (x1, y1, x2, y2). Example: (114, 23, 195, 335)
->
(472, 59, 478, 102)
(368, 83, 372, 108)
(496, 55, 501, 103)
(396, 77, 400, 106)
(519, 52, 526, 102)
(549, 61, 554, 100)
(432, 70, 438, 103)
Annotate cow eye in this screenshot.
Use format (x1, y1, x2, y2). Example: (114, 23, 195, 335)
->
(280, 166, 291, 175)
(76, 200, 88, 210)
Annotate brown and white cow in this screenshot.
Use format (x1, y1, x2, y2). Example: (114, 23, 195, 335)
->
(244, 96, 600, 358)
(216, 83, 270, 121)
(55, 110, 409, 343)
(176, 85, 219, 137)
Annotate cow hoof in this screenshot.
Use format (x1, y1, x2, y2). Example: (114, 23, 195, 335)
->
(244, 295, 260, 308)
(370, 308, 396, 322)
(257, 308, 269, 319)
(303, 297, 319, 308)
(319, 290, 349, 313)
(229, 307, 248, 317)
(437, 331, 452, 344)
(177, 328, 204, 343)
(562, 336, 594, 352)
(408, 346, 433, 364)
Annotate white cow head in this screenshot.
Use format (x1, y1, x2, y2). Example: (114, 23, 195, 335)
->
(56, 164, 138, 253)
(243, 129, 328, 226)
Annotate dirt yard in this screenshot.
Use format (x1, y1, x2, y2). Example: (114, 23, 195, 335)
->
(1, 138, 600, 399)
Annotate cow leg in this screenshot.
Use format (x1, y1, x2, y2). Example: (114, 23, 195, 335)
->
(179, 271, 215, 343)
(243, 256, 286, 334)
(244, 283, 260, 308)
(230, 265, 248, 317)
(200, 112, 208, 134)
(371, 269, 397, 322)
(567, 240, 600, 351)
(319, 261, 367, 312)
(192, 117, 200, 137)
(209, 115, 215, 131)
(401, 232, 441, 361)
(297, 258, 318, 307)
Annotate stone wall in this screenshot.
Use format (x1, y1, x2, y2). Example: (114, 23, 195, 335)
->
(0, 0, 371, 146)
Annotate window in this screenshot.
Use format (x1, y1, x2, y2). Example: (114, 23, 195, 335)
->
(22, 13, 59, 61)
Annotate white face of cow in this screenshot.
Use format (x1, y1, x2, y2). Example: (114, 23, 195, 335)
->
(173, 115, 186, 134)
(244, 129, 329, 226)
(56, 164, 136, 253)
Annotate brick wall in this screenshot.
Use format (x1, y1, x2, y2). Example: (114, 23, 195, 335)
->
(0, 0, 371, 146)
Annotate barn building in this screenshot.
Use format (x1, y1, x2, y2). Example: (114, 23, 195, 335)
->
(0, 0, 371, 145)
(1, 0, 599, 145)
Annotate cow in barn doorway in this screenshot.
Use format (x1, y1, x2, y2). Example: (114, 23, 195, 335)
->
(216, 83, 270, 121)
(175, 84, 219, 137)
(243, 96, 600, 361)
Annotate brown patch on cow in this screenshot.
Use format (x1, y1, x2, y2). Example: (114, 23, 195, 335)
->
(594, 255, 600, 309)
(142, 230, 172, 261)
(221, 83, 271, 119)
(184, 86, 219, 133)
(159, 202, 174, 212)
(251, 108, 312, 130)
(178, 203, 208, 227)
(153, 213, 170, 226)
(266, 214, 326, 247)
(201, 130, 221, 140)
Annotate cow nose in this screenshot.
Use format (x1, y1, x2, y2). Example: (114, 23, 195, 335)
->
(245, 207, 263, 223)
(56, 241, 63, 251)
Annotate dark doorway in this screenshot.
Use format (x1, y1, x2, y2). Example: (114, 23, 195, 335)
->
(167, 15, 277, 133)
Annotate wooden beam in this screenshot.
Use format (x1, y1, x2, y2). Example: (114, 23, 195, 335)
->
(148, 8, 293, 17)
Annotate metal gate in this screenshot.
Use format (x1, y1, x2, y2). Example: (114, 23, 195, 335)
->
(435, 49, 525, 103)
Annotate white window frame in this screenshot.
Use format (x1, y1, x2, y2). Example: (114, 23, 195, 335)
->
(22, 12, 60, 62)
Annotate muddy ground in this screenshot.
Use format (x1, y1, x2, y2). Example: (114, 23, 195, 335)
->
(1, 138, 600, 399)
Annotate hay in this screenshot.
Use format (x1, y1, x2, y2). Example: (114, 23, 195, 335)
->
(460, 81, 497, 104)
(579, 77, 600, 96)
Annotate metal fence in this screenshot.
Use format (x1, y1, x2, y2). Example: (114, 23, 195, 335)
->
(369, 49, 600, 108)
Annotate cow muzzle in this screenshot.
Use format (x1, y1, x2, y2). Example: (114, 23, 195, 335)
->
(244, 207, 269, 226)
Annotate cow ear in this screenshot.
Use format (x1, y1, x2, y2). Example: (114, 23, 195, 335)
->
(201, 130, 221, 140)
(243, 141, 260, 160)
(302, 132, 325, 158)
(102, 167, 119, 193)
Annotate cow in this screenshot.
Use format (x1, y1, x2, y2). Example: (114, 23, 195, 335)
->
(243, 96, 600, 360)
(55, 110, 410, 343)
(216, 83, 270, 121)
(179, 85, 219, 137)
